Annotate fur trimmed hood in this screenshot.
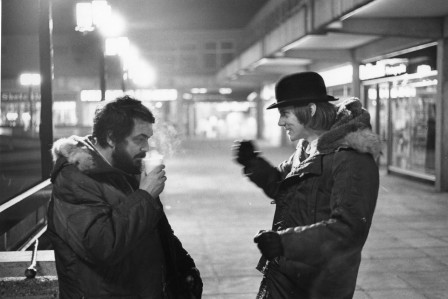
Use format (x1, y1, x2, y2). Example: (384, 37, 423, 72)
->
(317, 98, 382, 158)
(52, 136, 97, 171)
(50, 135, 115, 181)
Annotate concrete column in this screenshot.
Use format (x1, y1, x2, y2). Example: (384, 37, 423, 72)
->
(39, 0, 54, 179)
(76, 97, 83, 128)
(351, 52, 361, 99)
(187, 102, 196, 137)
(176, 90, 187, 136)
(255, 93, 264, 140)
(436, 37, 448, 192)
(0, 0, 2, 100)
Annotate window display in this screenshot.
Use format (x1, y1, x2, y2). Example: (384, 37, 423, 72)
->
(390, 78, 436, 175)
(363, 74, 436, 178)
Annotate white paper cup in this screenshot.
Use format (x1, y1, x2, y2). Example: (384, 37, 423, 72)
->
(143, 154, 164, 174)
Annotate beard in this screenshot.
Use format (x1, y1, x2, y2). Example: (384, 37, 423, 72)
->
(111, 142, 143, 174)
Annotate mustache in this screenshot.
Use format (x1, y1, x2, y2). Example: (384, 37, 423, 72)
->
(135, 153, 146, 159)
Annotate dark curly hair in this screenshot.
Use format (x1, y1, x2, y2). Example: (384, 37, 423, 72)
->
(93, 96, 155, 147)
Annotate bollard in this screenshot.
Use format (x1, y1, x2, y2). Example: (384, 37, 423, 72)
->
(24, 239, 39, 279)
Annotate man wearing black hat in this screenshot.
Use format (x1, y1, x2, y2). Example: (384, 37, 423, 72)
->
(233, 72, 381, 298)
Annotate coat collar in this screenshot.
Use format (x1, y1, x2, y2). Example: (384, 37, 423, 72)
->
(286, 154, 323, 179)
(50, 135, 128, 181)
(316, 98, 382, 159)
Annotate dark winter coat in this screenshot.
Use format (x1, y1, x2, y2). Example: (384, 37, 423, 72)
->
(246, 99, 381, 299)
(47, 136, 200, 299)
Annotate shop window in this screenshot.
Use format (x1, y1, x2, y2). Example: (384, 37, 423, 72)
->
(204, 42, 217, 50)
(220, 41, 234, 50)
(53, 101, 77, 126)
(0, 92, 42, 204)
(390, 77, 436, 175)
(194, 101, 256, 139)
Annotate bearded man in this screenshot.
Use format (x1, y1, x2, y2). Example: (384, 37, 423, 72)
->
(47, 96, 202, 299)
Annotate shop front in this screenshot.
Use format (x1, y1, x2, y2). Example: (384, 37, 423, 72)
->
(361, 45, 437, 181)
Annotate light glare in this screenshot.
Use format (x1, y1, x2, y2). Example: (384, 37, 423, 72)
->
(20, 73, 41, 86)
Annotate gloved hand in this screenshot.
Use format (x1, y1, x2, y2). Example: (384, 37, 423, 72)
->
(184, 267, 203, 299)
(254, 230, 284, 261)
(232, 140, 259, 166)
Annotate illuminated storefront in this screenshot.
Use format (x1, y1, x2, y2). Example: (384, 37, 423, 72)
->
(361, 45, 437, 181)
(183, 89, 258, 140)
(0, 90, 42, 133)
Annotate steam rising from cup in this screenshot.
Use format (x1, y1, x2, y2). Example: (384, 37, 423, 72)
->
(143, 151, 164, 174)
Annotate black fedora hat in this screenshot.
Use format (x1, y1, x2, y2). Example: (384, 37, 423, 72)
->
(267, 71, 337, 109)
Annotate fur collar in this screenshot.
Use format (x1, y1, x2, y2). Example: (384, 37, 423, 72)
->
(317, 98, 382, 158)
(51, 135, 105, 173)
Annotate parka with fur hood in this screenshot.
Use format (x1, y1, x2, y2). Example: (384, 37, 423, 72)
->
(47, 136, 201, 299)
(246, 98, 381, 299)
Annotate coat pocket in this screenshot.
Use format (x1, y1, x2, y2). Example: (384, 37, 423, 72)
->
(277, 256, 318, 282)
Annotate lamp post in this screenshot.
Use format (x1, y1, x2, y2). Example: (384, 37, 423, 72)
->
(75, 1, 112, 101)
(105, 36, 129, 92)
(19, 73, 41, 134)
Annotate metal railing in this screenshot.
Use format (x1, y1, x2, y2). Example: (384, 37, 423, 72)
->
(0, 179, 52, 251)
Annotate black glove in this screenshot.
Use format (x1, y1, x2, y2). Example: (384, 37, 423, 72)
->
(232, 140, 259, 166)
(254, 230, 284, 261)
(184, 267, 203, 299)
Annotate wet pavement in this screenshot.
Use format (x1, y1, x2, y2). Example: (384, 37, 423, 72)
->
(162, 138, 448, 299)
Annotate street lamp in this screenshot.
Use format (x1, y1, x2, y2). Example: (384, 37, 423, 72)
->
(75, 0, 113, 33)
(76, 1, 121, 101)
(105, 36, 129, 91)
(122, 45, 157, 88)
(19, 73, 41, 134)
(105, 39, 157, 91)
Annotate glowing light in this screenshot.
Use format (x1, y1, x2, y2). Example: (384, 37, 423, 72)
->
(75, 3, 94, 32)
(368, 88, 377, 100)
(183, 93, 193, 100)
(320, 65, 353, 87)
(379, 84, 389, 99)
(6, 112, 18, 121)
(92, 1, 111, 29)
(128, 62, 156, 87)
(360, 58, 408, 80)
(409, 79, 437, 87)
(21, 113, 31, 122)
(99, 12, 125, 37)
(191, 88, 207, 94)
(105, 36, 129, 56)
(80, 90, 102, 101)
(391, 86, 398, 99)
(119, 43, 157, 87)
(121, 45, 139, 71)
(134, 89, 178, 101)
(76, 1, 124, 37)
(216, 101, 253, 112)
(260, 83, 275, 100)
(219, 88, 232, 95)
(247, 92, 258, 102)
(75, 1, 112, 33)
(19, 73, 41, 86)
(81, 89, 125, 101)
(416, 64, 431, 74)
